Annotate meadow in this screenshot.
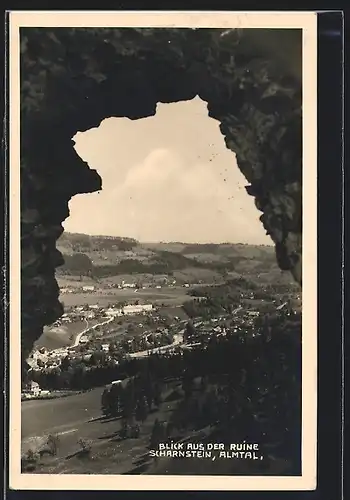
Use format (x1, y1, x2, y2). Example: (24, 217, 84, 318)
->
(60, 286, 191, 308)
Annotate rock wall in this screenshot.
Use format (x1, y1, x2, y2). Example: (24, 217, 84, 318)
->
(20, 27, 302, 365)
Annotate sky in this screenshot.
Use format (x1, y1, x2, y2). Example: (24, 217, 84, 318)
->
(64, 96, 271, 245)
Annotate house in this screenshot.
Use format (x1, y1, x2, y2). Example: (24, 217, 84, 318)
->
(122, 282, 136, 289)
(247, 311, 260, 317)
(27, 381, 41, 397)
(101, 344, 110, 352)
(83, 286, 95, 292)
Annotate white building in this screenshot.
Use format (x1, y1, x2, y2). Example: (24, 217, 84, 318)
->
(83, 286, 95, 292)
(122, 282, 136, 288)
(123, 304, 153, 315)
(106, 308, 123, 317)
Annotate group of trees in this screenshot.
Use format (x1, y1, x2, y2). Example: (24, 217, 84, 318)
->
(144, 306, 301, 472)
(57, 252, 94, 276)
(21, 434, 60, 472)
(101, 374, 164, 440)
(101, 374, 163, 420)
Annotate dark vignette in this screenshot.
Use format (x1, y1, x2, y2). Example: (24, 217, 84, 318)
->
(3, 6, 344, 500)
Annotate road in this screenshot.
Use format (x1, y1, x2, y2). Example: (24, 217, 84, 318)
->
(129, 330, 184, 358)
(71, 316, 114, 347)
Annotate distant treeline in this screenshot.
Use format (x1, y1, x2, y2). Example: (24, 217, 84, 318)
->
(58, 232, 138, 253)
(57, 233, 275, 259)
(180, 243, 275, 257)
(57, 250, 251, 277)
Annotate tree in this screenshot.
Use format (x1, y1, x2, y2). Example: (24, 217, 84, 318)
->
(37, 358, 45, 368)
(47, 434, 60, 456)
(109, 343, 118, 355)
(122, 379, 137, 421)
(182, 371, 194, 400)
(150, 419, 167, 450)
(111, 383, 124, 415)
(184, 320, 196, 341)
(101, 387, 111, 416)
(153, 381, 163, 408)
(71, 363, 87, 389)
(120, 417, 130, 439)
(77, 438, 92, 456)
(136, 395, 149, 423)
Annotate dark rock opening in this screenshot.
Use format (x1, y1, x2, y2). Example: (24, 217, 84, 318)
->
(20, 27, 302, 366)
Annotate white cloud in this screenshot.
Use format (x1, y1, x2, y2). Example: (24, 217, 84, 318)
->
(64, 98, 271, 244)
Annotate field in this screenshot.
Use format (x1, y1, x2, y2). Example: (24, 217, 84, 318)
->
(21, 382, 185, 475)
(22, 388, 104, 443)
(158, 306, 189, 322)
(57, 276, 96, 288)
(60, 286, 191, 308)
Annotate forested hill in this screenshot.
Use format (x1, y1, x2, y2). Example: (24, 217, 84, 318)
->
(56, 232, 278, 280)
(57, 232, 138, 252)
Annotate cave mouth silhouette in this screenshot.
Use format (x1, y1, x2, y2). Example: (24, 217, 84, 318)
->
(65, 97, 271, 247)
(20, 27, 302, 366)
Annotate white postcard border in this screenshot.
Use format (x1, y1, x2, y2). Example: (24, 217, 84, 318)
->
(9, 10, 317, 491)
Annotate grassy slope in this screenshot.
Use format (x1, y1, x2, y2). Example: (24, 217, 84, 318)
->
(22, 382, 184, 475)
(22, 381, 293, 476)
(35, 320, 89, 351)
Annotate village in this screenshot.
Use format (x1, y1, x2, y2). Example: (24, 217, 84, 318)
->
(22, 285, 299, 400)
